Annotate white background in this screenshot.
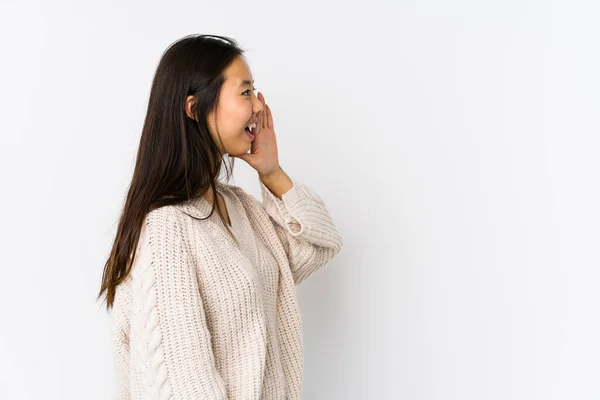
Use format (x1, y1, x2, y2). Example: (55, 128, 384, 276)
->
(1, 0, 599, 399)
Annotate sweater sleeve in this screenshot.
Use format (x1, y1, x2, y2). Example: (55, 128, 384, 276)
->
(259, 176, 343, 285)
(128, 211, 228, 399)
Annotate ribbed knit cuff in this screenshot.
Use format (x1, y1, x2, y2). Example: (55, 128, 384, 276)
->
(259, 177, 314, 236)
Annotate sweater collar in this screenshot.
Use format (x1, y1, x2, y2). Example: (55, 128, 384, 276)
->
(173, 181, 231, 219)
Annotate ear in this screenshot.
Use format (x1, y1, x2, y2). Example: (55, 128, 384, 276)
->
(185, 95, 196, 120)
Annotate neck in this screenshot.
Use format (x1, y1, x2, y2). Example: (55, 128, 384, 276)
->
(201, 184, 220, 206)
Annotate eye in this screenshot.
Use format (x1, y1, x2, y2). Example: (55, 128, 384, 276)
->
(243, 88, 258, 96)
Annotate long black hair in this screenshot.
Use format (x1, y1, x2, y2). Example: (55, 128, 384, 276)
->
(98, 34, 245, 309)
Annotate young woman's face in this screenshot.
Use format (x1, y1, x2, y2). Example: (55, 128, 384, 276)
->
(187, 56, 264, 157)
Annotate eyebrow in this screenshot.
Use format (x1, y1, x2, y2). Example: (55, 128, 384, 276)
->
(239, 79, 255, 88)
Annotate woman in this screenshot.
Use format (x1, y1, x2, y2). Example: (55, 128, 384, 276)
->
(97, 34, 343, 399)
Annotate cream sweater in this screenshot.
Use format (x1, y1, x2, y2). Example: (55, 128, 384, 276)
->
(110, 176, 343, 399)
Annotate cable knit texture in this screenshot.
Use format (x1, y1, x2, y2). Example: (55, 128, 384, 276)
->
(110, 176, 343, 399)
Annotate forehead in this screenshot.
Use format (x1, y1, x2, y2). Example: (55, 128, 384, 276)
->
(224, 56, 254, 87)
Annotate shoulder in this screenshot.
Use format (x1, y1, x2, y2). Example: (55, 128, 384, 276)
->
(145, 204, 184, 225)
(143, 204, 189, 244)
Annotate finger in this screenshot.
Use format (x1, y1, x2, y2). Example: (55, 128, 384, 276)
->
(255, 109, 262, 135)
(267, 104, 273, 130)
(259, 93, 267, 129)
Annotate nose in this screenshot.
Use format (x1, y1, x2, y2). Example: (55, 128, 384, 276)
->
(254, 92, 264, 108)
(253, 94, 264, 115)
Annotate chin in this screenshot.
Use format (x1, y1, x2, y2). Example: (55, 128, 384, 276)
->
(230, 147, 250, 157)
(225, 136, 252, 156)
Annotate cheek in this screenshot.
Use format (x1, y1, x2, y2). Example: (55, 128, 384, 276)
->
(220, 100, 252, 137)
(232, 99, 253, 120)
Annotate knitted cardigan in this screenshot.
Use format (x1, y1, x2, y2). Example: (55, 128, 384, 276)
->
(109, 176, 343, 399)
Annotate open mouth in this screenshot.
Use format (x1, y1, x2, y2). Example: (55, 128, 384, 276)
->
(244, 123, 256, 140)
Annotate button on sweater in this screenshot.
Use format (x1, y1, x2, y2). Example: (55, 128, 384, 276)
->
(109, 176, 343, 399)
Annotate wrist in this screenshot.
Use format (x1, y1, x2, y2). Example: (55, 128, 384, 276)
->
(259, 166, 293, 199)
(259, 166, 283, 183)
